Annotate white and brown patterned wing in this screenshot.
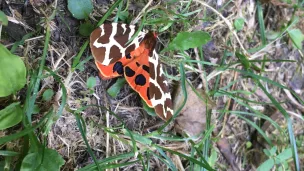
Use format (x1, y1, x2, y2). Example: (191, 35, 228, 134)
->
(148, 50, 173, 120)
(90, 23, 146, 66)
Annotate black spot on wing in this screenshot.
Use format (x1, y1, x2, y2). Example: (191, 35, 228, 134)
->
(126, 53, 131, 59)
(136, 62, 140, 67)
(113, 62, 124, 75)
(125, 66, 135, 77)
(135, 74, 146, 86)
(142, 65, 149, 73)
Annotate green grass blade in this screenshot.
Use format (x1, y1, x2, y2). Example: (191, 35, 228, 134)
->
(97, 0, 124, 26)
(72, 40, 89, 71)
(10, 32, 34, 53)
(257, 1, 266, 45)
(0, 150, 19, 157)
(287, 118, 300, 171)
(155, 147, 178, 171)
(78, 152, 134, 171)
(155, 145, 215, 171)
(44, 68, 67, 118)
(257, 80, 300, 170)
(25, 25, 51, 123)
(74, 113, 101, 171)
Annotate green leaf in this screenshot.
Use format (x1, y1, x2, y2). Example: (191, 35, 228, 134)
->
(79, 22, 95, 36)
(0, 44, 26, 97)
(257, 158, 274, 171)
(246, 141, 252, 149)
(42, 89, 54, 101)
(288, 29, 304, 50)
(263, 149, 271, 157)
(142, 99, 156, 117)
(20, 148, 65, 171)
(86, 76, 96, 89)
(269, 146, 277, 156)
(168, 31, 211, 51)
(275, 148, 292, 164)
(0, 10, 8, 26)
(107, 78, 126, 98)
(234, 18, 245, 31)
(235, 51, 250, 70)
(67, 0, 93, 20)
(257, 148, 292, 171)
(0, 102, 23, 130)
(73, 56, 92, 72)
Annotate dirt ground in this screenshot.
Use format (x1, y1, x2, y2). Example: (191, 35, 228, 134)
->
(1, 0, 304, 170)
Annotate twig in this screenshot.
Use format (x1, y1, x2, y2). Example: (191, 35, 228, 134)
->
(194, 47, 207, 89)
(5, 36, 44, 47)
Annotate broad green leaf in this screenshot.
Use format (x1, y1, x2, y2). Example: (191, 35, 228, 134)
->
(288, 29, 304, 50)
(0, 44, 26, 97)
(0, 10, 8, 26)
(42, 89, 54, 101)
(275, 148, 292, 164)
(263, 149, 271, 157)
(257, 148, 292, 171)
(269, 146, 277, 156)
(168, 31, 211, 51)
(21, 148, 65, 171)
(86, 76, 96, 89)
(107, 78, 126, 98)
(257, 158, 274, 171)
(79, 22, 95, 36)
(234, 18, 245, 31)
(67, 0, 93, 20)
(0, 102, 23, 130)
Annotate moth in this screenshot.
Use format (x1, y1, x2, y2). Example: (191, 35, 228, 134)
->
(90, 23, 173, 121)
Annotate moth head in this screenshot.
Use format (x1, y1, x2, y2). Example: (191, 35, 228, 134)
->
(143, 31, 157, 50)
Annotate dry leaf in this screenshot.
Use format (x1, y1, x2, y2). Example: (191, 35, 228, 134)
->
(173, 83, 215, 136)
(217, 138, 240, 171)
